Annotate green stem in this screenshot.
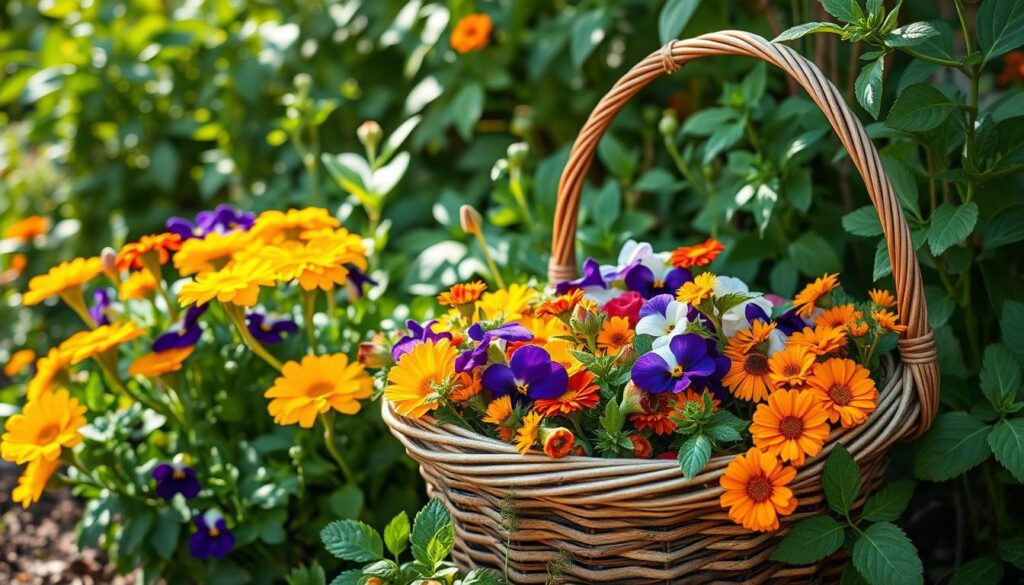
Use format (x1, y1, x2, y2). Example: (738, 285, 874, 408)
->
(224, 304, 284, 371)
(301, 288, 318, 354)
(509, 166, 535, 231)
(474, 230, 506, 290)
(320, 412, 355, 485)
(59, 288, 98, 329)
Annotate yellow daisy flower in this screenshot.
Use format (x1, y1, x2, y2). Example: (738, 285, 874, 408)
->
(173, 230, 254, 276)
(261, 236, 364, 291)
(676, 272, 717, 305)
(1, 389, 87, 465)
(384, 339, 458, 419)
(250, 208, 340, 243)
(119, 269, 159, 301)
(23, 257, 103, 306)
(12, 456, 61, 508)
(128, 347, 195, 377)
(515, 411, 543, 454)
(59, 321, 145, 365)
(477, 284, 538, 321)
(264, 353, 374, 428)
(178, 259, 276, 308)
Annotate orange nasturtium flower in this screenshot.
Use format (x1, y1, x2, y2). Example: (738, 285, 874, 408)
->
(450, 13, 493, 53)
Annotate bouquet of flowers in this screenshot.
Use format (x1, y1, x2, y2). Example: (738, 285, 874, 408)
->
(376, 238, 908, 533)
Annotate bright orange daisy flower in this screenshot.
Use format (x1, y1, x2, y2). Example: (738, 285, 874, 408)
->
(596, 316, 635, 355)
(534, 371, 601, 417)
(728, 320, 777, 354)
(670, 237, 725, 268)
(868, 288, 896, 308)
(450, 369, 482, 402)
(806, 358, 879, 428)
(750, 389, 831, 466)
(723, 345, 776, 403)
(786, 326, 847, 357)
(719, 447, 798, 532)
(127, 347, 195, 378)
(116, 233, 182, 272)
(767, 345, 815, 391)
(792, 273, 839, 318)
(814, 304, 863, 330)
(536, 289, 585, 318)
(450, 13, 493, 53)
(872, 309, 908, 334)
(437, 281, 488, 307)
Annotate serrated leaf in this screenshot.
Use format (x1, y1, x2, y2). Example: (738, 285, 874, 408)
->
(927, 202, 978, 255)
(979, 344, 1022, 411)
(988, 419, 1024, 482)
(788, 232, 841, 276)
(677, 434, 711, 479)
(320, 520, 383, 563)
(884, 22, 939, 47)
(774, 22, 845, 42)
(411, 499, 453, 569)
(461, 568, 504, 585)
(383, 511, 410, 558)
(862, 480, 915, 522)
(823, 444, 861, 516)
(949, 557, 1004, 585)
(855, 57, 885, 119)
(843, 206, 883, 237)
(658, 0, 700, 45)
(913, 412, 992, 481)
(852, 522, 923, 585)
(885, 84, 958, 132)
(977, 0, 1024, 63)
(771, 516, 845, 565)
(328, 570, 362, 585)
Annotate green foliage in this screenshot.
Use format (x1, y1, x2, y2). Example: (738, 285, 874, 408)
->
(822, 444, 861, 517)
(852, 522, 923, 585)
(770, 516, 846, 565)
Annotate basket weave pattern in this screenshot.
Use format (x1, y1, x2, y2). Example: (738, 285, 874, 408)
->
(384, 30, 940, 584)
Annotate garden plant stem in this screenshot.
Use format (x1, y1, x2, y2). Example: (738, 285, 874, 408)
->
(320, 412, 355, 485)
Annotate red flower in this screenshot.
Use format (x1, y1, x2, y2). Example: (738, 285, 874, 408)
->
(603, 291, 643, 327)
(630, 435, 653, 459)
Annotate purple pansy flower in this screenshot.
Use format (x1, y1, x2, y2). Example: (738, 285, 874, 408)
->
(167, 204, 255, 241)
(88, 288, 113, 326)
(624, 263, 692, 299)
(152, 463, 201, 500)
(631, 334, 719, 394)
(153, 305, 207, 352)
(246, 313, 298, 345)
(189, 511, 235, 559)
(456, 322, 533, 373)
(392, 320, 452, 361)
(346, 265, 377, 298)
(555, 258, 607, 295)
(482, 345, 568, 401)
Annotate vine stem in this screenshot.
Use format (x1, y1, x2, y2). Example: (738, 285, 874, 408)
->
(320, 412, 355, 485)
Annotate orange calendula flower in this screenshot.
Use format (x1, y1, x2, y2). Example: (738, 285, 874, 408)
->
(478, 284, 538, 321)
(872, 309, 908, 334)
(787, 326, 847, 357)
(450, 13, 493, 53)
(450, 370, 482, 402)
(23, 257, 103, 306)
(115, 233, 182, 272)
(60, 321, 145, 365)
(750, 389, 831, 466)
(629, 391, 712, 435)
(676, 272, 717, 305)
(868, 288, 896, 308)
(719, 447, 798, 532)
(815, 304, 862, 330)
(807, 358, 879, 428)
(848, 321, 869, 337)
(5, 216, 50, 241)
(729, 320, 777, 354)
(723, 344, 775, 403)
(482, 395, 516, 441)
(119, 269, 159, 301)
(12, 456, 61, 508)
(178, 259, 276, 308)
(792, 273, 839, 318)
(540, 427, 575, 458)
(536, 289, 586, 318)
(250, 208, 340, 243)
(264, 353, 373, 428)
(514, 411, 543, 454)
(767, 345, 814, 391)
(173, 230, 254, 276)
(4, 349, 36, 377)
(437, 281, 488, 307)
(1, 389, 87, 465)
(534, 371, 600, 417)
(596, 316, 635, 355)
(261, 238, 361, 291)
(384, 339, 458, 419)
(670, 237, 725, 268)
(127, 347, 195, 378)
(629, 434, 653, 459)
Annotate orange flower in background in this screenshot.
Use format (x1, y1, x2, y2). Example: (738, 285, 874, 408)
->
(540, 427, 575, 458)
(677, 272, 717, 305)
(729, 320, 776, 354)
(792, 273, 839, 318)
(4, 349, 36, 377)
(22, 257, 103, 306)
(12, 456, 60, 508)
(451, 13, 493, 53)
(596, 316, 635, 355)
(815, 304, 862, 330)
(534, 370, 600, 416)
(997, 51, 1024, 86)
(787, 326, 847, 357)
(4, 216, 50, 241)
(750, 389, 831, 466)
(670, 237, 725, 268)
(514, 410, 543, 454)
(265, 353, 374, 428)
(536, 289, 585, 318)
(719, 447, 798, 532)
(119, 269, 158, 301)
(116, 233, 182, 271)
(437, 281, 488, 307)
(128, 347, 195, 377)
(872, 309, 908, 334)
(868, 289, 896, 308)
(10, 253, 28, 275)
(767, 345, 814, 391)
(807, 358, 879, 428)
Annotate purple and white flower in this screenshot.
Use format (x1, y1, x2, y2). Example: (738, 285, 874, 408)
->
(623, 251, 692, 299)
(482, 345, 567, 400)
(635, 295, 694, 348)
(189, 511, 235, 559)
(631, 334, 721, 394)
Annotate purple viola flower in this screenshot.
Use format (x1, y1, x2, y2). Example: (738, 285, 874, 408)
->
(624, 264, 692, 299)
(555, 258, 607, 295)
(631, 334, 719, 394)
(152, 463, 201, 500)
(153, 304, 207, 352)
(482, 345, 568, 401)
(392, 320, 453, 361)
(743, 303, 805, 336)
(456, 322, 534, 372)
(346, 265, 377, 298)
(167, 204, 255, 241)
(247, 313, 298, 345)
(189, 512, 235, 559)
(88, 288, 114, 326)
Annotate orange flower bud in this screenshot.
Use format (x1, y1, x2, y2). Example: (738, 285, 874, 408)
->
(540, 427, 575, 459)
(630, 434, 653, 459)
(459, 204, 483, 236)
(358, 339, 392, 369)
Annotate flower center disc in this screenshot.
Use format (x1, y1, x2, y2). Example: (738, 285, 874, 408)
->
(829, 383, 853, 406)
(744, 354, 769, 375)
(209, 527, 220, 538)
(670, 365, 685, 378)
(783, 364, 802, 376)
(307, 381, 335, 397)
(515, 382, 530, 395)
(779, 416, 804, 439)
(36, 423, 60, 444)
(746, 476, 773, 503)
(173, 469, 186, 480)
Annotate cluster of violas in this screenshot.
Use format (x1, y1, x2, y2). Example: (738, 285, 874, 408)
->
(1, 206, 373, 559)
(376, 239, 908, 532)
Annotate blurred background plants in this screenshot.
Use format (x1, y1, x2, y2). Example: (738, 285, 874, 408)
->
(1, 0, 1023, 582)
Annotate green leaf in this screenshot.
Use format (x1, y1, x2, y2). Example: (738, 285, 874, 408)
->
(378, 116, 421, 167)
(361, 560, 399, 580)
(285, 562, 327, 585)
(885, 84, 958, 132)
(328, 570, 362, 585)
(770, 259, 798, 298)
(821, 0, 863, 23)
(981, 205, 1024, 250)
(852, 522, 923, 585)
(320, 520, 383, 563)
(861, 480, 916, 522)
(658, 0, 700, 45)
(771, 515, 846, 565)
(682, 108, 737, 136)
(151, 509, 181, 560)
(677, 434, 712, 479)
(703, 122, 744, 163)
(1003, 301, 1024, 361)
(451, 83, 484, 141)
(881, 154, 921, 220)
(927, 202, 978, 256)
(949, 557, 1004, 585)
(855, 56, 885, 119)
(988, 419, 1024, 482)
(411, 499, 454, 569)
(383, 511, 410, 558)
(774, 22, 845, 42)
(570, 9, 608, 67)
(913, 412, 992, 481)
(119, 508, 154, 556)
(843, 206, 883, 237)
(999, 537, 1024, 569)
(598, 134, 638, 180)
(461, 568, 505, 585)
(823, 444, 861, 516)
(740, 63, 767, 104)
(328, 484, 365, 519)
(979, 344, 1021, 411)
(976, 0, 1024, 63)
(788, 232, 842, 277)
(884, 22, 939, 47)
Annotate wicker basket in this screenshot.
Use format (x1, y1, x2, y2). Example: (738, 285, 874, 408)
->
(383, 30, 940, 584)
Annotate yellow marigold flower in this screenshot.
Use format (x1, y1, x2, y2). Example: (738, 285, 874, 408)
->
(5, 215, 50, 241)
(1, 389, 87, 465)
(437, 281, 488, 307)
(119, 269, 158, 301)
(787, 325, 847, 357)
(517, 317, 575, 369)
(535, 289, 585, 318)
(26, 348, 73, 401)
(478, 284, 538, 321)
(173, 230, 254, 276)
(719, 447, 798, 532)
(596, 316, 634, 355)
(670, 237, 725, 268)
(868, 288, 897, 308)
(384, 339, 457, 419)
(750, 389, 831, 466)
(450, 13, 493, 53)
(807, 358, 879, 428)
(250, 208, 340, 243)
(12, 456, 61, 508)
(4, 349, 36, 377)
(23, 257, 103, 306)
(128, 347, 195, 378)
(59, 321, 145, 365)
(814, 304, 862, 330)
(262, 236, 366, 291)
(178, 259, 276, 308)
(116, 233, 182, 271)
(264, 354, 373, 428)
(515, 411, 543, 455)
(792, 273, 839, 318)
(767, 345, 814, 391)
(676, 272, 717, 305)
(872, 309, 908, 334)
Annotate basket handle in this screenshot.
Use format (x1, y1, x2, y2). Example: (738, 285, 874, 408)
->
(547, 30, 938, 437)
